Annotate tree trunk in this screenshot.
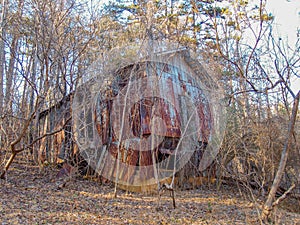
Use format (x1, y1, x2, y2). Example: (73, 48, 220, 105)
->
(5, 36, 19, 113)
(4, 0, 23, 113)
(261, 90, 300, 221)
(0, 0, 8, 114)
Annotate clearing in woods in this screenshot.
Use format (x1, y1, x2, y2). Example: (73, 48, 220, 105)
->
(0, 156, 299, 224)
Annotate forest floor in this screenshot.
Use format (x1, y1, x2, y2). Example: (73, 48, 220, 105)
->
(0, 157, 300, 225)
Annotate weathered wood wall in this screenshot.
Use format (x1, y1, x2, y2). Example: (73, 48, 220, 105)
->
(34, 95, 77, 164)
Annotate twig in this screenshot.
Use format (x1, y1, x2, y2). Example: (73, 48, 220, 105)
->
(272, 184, 296, 208)
(158, 183, 176, 209)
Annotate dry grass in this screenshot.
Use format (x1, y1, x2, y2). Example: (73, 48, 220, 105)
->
(0, 158, 299, 225)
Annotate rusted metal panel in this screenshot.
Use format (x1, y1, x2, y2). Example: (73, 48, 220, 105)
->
(93, 61, 213, 170)
(130, 98, 152, 136)
(129, 97, 181, 138)
(71, 55, 218, 191)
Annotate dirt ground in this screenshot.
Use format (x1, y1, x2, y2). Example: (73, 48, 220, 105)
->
(0, 158, 299, 225)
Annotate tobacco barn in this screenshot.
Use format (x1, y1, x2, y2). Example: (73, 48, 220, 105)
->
(35, 44, 225, 192)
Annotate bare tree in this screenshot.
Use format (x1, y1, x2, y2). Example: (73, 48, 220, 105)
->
(210, 0, 299, 220)
(0, 0, 98, 178)
(262, 90, 299, 220)
(0, 0, 8, 114)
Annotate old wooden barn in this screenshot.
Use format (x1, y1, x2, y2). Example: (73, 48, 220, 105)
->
(35, 46, 225, 192)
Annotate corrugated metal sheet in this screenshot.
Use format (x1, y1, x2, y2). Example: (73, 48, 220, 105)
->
(94, 61, 213, 169)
